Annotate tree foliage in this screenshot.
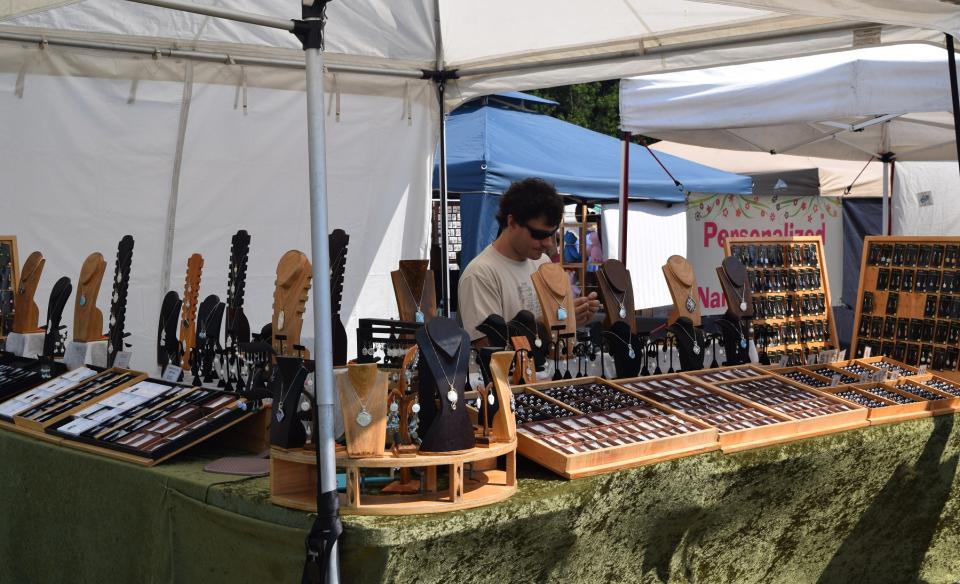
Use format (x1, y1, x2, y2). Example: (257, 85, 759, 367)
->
(528, 82, 655, 144)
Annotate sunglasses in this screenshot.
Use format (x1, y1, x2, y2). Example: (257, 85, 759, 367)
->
(521, 223, 559, 241)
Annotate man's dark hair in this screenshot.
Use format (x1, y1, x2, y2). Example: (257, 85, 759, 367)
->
(495, 178, 564, 229)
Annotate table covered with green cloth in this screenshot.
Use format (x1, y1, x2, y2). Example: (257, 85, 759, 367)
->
(2, 414, 960, 583)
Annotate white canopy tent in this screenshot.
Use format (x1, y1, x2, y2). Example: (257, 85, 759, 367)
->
(621, 43, 960, 234)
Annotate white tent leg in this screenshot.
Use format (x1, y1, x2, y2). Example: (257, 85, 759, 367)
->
(305, 46, 340, 584)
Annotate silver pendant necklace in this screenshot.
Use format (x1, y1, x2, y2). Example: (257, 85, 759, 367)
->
(538, 272, 569, 322)
(425, 328, 463, 411)
(600, 268, 628, 319)
(677, 324, 702, 355)
(275, 366, 308, 423)
(510, 319, 543, 349)
(399, 269, 427, 323)
(345, 370, 375, 427)
(605, 329, 636, 360)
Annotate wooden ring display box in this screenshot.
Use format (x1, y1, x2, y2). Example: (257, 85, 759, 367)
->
(270, 352, 519, 516)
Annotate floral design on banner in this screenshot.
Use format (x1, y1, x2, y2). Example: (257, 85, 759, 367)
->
(688, 194, 841, 223)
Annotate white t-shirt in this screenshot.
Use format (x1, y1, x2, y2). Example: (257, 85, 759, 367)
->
(458, 244, 551, 341)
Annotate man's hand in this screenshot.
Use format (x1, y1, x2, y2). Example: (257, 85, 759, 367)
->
(574, 292, 601, 326)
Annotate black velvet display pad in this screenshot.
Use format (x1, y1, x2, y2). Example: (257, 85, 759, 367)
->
(269, 356, 313, 449)
(604, 321, 642, 378)
(416, 317, 474, 453)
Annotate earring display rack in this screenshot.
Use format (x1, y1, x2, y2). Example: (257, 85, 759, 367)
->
(851, 236, 960, 373)
(0, 236, 18, 341)
(725, 236, 837, 366)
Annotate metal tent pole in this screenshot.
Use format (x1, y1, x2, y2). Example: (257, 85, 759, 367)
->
(619, 132, 630, 262)
(438, 84, 451, 315)
(881, 160, 889, 236)
(946, 34, 960, 175)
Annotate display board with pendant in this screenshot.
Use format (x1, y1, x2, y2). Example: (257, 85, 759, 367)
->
(724, 236, 837, 366)
(851, 236, 960, 373)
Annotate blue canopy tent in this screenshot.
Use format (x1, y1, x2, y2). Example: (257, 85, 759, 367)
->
(434, 93, 753, 268)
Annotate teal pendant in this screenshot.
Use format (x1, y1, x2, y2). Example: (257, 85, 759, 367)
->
(415, 310, 425, 323)
(79, 294, 87, 307)
(557, 306, 567, 321)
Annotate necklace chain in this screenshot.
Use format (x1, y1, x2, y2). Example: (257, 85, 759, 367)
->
(399, 268, 426, 311)
(424, 327, 462, 392)
(599, 268, 627, 313)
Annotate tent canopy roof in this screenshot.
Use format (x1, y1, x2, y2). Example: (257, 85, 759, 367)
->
(621, 44, 957, 161)
(650, 141, 882, 197)
(1, 1, 952, 107)
(434, 100, 752, 202)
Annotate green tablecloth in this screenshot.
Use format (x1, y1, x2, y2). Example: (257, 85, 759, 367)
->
(3, 415, 960, 583)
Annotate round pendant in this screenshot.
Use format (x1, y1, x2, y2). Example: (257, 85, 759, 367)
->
(446, 389, 458, 405)
(535, 337, 542, 348)
(685, 296, 697, 312)
(557, 306, 567, 321)
(693, 344, 701, 355)
(415, 310, 425, 324)
(389, 401, 399, 413)
(475, 397, 482, 409)
(412, 402, 421, 414)
(740, 301, 747, 312)
(356, 409, 372, 427)
(487, 392, 495, 406)
(277, 310, 285, 329)
(628, 347, 636, 359)
(275, 404, 285, 423)
(740, 339, 748, 349)
(300, 399, 311, 412)
(619, 307, 627, 319)
(79, 294, 87, 307)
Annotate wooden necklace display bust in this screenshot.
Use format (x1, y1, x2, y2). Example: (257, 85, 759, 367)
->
(597, 259, 636, 333)
(662, 255, 701, 327)
(337, 362, 389, 458)
(12, 251, 44, 333)
(391, 259, 437, 323)
(717, 256, 753, 318)
(272, 250, 312, 358)
(73, 252, 107, 342)
(531, 263, 576, 338)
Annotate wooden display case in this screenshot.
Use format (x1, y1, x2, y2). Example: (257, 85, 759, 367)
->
(851, 236, 960, 374)
(0, 236, 18, 340)
(725, 236, 838, 365)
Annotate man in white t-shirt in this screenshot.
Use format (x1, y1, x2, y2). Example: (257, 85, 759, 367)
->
(459, 178, 600, 343)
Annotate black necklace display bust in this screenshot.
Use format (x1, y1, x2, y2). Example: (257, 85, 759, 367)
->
(604, 320, 641, 378)
(668, 317, 706, 372)
(415, 317, 474, 453)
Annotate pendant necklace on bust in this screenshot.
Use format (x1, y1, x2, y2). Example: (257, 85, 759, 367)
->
(685, 293, 697, 313)
(345, 370, 375, 427)
(732, 318, 748, 349)
(604, 329, 636, 360)
(510, 319, 543, 349)
(724, 267, 748, 312)
(400, 269, 427, 323)
(537, 272, 569, 321)
(600, 268, 628, 320)
(677, 324, 702, 355)
(276, 366, 308, 423)
(17, 260, 41, 296)
(425, 328, 463, 411)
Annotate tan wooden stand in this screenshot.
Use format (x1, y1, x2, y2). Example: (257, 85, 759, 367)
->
(337, 364, 389, 458)
(73, 252, 107, 342)
(178, 254, 203, 369)
(11, 251, 44, 333)
(662, 255, 701, 326)
(850, 236, 960, 373)
(531, 263, 576, 338)
(272, 250, 312, 358)
(270, 440, 516, 515)
(724, 236, 838, 361)
(597, 259, 636, 333)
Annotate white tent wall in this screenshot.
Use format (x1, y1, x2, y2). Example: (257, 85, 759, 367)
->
(600, 201, 687, 309)
(0, 44, 437, 373)
(892, 161, 960, 236)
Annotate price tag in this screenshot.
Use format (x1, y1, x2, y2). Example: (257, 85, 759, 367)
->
(162, 364, 183, 383)
(806, 353, 818, 366)
(918, 364, 928, 375)
(887, 371, 900, 381)
(863, 346, 872, 358)
(113, 351, 132, 369)
(860, 373, 870, 382)
(64, 342, 88, 368)
(817, 351, 829, 365)
(873, 370, 886, 383)
(778, 355, 789, 367)
(837, 350, 847, 362)
(829, 373, 841, 387)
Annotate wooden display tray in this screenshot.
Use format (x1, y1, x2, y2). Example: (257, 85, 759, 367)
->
(616, 373, 799, 454)
(11, 368, 145, 434)
(270, 441, 517, 515)
(682, 364, 768, 384)
(851, 236, 960, 373)
(857, 355, 919, 377)
(768, 366, 834, 389)
(512, 376, 719, 479)
(820, 383, 933, 425)
(724, 236, 838, 362)
(711, 374, 868, 441)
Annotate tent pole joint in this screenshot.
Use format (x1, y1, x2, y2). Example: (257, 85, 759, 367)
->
(292, 0, 332, 51)
(421, 69, 460, 82)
